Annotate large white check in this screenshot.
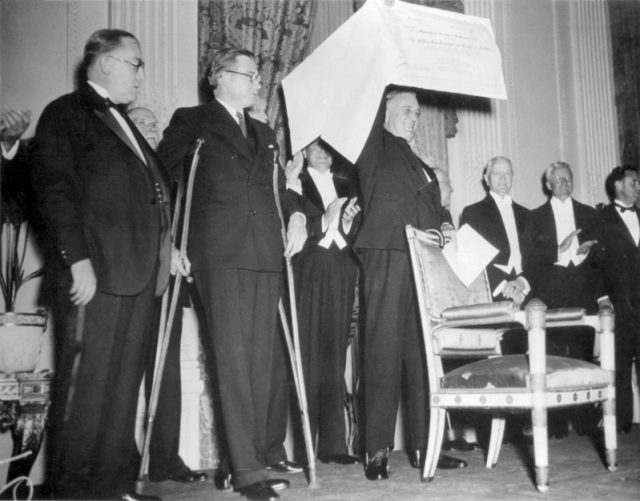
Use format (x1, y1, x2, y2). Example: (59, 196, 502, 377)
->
(282, 0, 507, 163)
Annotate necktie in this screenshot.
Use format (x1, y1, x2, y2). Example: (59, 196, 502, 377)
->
(237, 111, 247, 138)
(615, 203, 637, 213)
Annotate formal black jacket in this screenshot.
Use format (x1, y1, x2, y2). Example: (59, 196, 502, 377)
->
(33, 83, 171, 296)
(598, 203, 640, 319)
(157, 100, 303, 273)
(522, 198, 603, 313)
(459, 194, 529, 292)
(354, 100, 451, 252)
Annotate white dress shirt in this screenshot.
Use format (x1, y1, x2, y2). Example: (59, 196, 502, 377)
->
(308, 167, 346, 249)
(489, 191, 530, 297)
(550, 196, 586, 266)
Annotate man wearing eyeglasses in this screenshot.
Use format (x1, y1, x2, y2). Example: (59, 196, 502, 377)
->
(33, 29, 174, 501)
(158, 47, 307, 501)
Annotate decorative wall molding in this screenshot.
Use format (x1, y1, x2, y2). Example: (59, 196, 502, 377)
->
(448, 0, 505, 219)
(565, 0, 619, 205)
(109, 0, 181, 128)
(66, 1, 82, 92)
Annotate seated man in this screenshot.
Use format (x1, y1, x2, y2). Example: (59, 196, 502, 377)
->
(459, 156, 530, 353)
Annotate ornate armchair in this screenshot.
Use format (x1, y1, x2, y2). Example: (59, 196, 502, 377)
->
(405, 225, 617, 492)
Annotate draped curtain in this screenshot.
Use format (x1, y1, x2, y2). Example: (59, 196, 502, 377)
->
(609, 0, 640, 166)
(198, 0, 318, 157)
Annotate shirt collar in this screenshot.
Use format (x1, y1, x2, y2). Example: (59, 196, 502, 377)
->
(307, 167, 332, 182)
(489, 191, 512, 206)
(550, 196, 573, 209)
(614, 199, 634, 209)
(216, 98, 242, 123)
(87, 80, 111, 100)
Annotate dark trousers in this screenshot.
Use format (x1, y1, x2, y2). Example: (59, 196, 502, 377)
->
(294, 246, 358, 457)
(50, 278, 157, 499)
(615, 316, 640, 431)
(193, 269, 284, 489)
(360, 249, 428, 455)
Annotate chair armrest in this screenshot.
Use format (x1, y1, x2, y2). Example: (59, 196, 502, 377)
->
(545, 307, 586, 323)
(440, 301, 516, 326)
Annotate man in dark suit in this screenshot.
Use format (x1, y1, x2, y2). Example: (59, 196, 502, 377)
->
(522, 161, 602, 437)
(157, 47, 306, 501)
(355, 89, 465, 480)
(598, 165, 640, 434)
(460, 156, 530, 352)
(33, 29, 172, 500)
(292, 139, 360, 465)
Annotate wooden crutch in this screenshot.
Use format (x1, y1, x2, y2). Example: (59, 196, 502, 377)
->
(271, 146, 318, 488)
(136, 138, 204, 492)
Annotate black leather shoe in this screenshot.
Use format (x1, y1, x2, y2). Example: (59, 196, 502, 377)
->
(120, 492, 161, 501)
(365, 450, 390, 480)
(267, 460, 304, 474)
(268, 478, 290, 491)
(319, 454, 360, 465)
(238, 480, 279, 500)
(442, 438, 481, 452)
(437, 454, 468, 469)
(168, 469, 208, 483)
(214, 470, 232, 490)
(409, 449, 422, 469)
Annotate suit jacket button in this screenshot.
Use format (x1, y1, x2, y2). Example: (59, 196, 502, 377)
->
(250, 210, 257, 216)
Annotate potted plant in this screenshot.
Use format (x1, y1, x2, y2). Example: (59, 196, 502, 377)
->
(0, 140, 47, 374)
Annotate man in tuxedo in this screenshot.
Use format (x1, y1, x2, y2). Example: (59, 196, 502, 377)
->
(460, 156, 530, 353)
(598, 165, 640, 434)
(127, 107, 207, 484)
(33, 29, 172, 501)
(158, 47, 306, 501)
(522, 161, 602, 437)
(292, 139, 360, 464)
(355, 89, 465, 480)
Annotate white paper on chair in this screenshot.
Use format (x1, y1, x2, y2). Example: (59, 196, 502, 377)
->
(442, 224, 498, 288)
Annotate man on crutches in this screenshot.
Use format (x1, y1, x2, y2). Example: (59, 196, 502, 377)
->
(158, 47, 308, 501)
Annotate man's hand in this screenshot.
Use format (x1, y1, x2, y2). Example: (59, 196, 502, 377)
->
(70, 259, 97, 305)
(502, 279, 525, 300)
(284, 151, 304, 186)
(341, 197, 361, 229)
(0, 107, 31, 150)
(441, 222, 456, 244)
(323, 197, 347, 228)
(170, 245, 191, 277)
(285, 212, 307, 257)
(577, 239, 597, 255)
(558, 229, 581, 253)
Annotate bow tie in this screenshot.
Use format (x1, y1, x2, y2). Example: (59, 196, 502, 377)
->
(615, 203, 637, 213)
(104, 98, 128, 115)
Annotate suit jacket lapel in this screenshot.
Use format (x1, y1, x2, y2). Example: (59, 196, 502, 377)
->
(302, 172, 324, 210)
(206, 101, 254, 164)
(607, 204, 640, 248)
(92, 108, 149, 166)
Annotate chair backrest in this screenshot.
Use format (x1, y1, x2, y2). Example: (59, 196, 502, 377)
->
(406, 225, 492, 319)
